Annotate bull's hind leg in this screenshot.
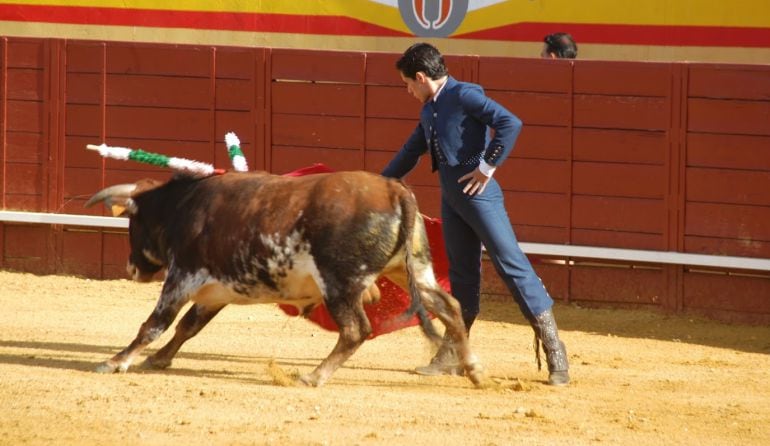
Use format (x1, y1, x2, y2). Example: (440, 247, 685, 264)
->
(96, 280, 190, 374)
(298, 294, 372, 387)
(383, 268, 483, 387)
(143, 303, 226, 370)
(418, 286, 484, 386)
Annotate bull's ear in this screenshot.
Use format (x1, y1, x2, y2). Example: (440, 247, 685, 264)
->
(110, 204, 126, 217)
(109, 198, 137, 217)
(105, 198, 137, 217)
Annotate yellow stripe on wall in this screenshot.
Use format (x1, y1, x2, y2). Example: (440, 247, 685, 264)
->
(459, 0, 770, 34)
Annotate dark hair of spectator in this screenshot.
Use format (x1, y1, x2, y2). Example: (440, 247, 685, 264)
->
(395, 42, 449, 80)
(544, 33, 578, 59)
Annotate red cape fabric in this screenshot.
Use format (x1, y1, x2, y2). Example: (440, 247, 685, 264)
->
(277, 164, 450, 338)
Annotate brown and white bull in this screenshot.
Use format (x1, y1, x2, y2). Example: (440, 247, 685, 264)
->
(86, 170, 482, 387)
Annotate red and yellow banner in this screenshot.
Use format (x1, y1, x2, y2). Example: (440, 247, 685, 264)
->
(1, 0, 769, 62)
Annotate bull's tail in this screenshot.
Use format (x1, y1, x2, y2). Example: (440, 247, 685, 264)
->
(398, 185, 442, 346)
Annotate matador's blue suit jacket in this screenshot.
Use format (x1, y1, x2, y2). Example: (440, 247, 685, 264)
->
(382, 75, 554, 325)
(382, 76, 519, 173)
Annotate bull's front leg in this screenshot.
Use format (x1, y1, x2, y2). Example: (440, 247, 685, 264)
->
(96, 280, 190, 374)
(298, 296, 372, 387)
(143, 303, 225, 370)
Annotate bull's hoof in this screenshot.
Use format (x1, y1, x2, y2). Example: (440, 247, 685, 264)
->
(94, 362, 116, 373)
(465, 359, 485, 388)
(297, 374, 323, 387)
(95, 361, 129, 374)
(467, 366, 485, 388)
(142, 356, 171, 370)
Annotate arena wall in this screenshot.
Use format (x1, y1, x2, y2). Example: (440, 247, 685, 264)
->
(1, 0, 769, 64)
(1, 36, 769, 324)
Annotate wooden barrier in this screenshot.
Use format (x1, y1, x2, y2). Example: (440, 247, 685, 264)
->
(1, 37, 769, 323)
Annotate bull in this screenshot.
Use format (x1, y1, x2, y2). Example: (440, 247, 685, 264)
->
(86, 170, 483, 387)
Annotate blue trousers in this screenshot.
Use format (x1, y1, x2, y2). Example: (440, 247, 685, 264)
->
(438, 164, 553, 329)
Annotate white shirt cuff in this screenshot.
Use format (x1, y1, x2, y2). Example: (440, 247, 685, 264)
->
(479, 159, 497, 177)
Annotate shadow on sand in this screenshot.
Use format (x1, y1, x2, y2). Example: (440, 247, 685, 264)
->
(475, 297, 770, 355)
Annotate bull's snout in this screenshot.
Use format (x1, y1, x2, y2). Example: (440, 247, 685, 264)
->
(126, 262, 157, 283)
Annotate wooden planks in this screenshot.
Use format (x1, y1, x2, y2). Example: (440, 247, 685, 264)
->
(683, 65, 770, 259)
(2, 39, 48, 212)
(2, 37, 770, 323)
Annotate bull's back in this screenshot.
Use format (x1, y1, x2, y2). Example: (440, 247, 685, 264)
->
(205, 170, 407, 232)
(168, 170, 414, 291)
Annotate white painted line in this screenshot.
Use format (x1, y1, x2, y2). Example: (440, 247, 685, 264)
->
(519, 242, 770, 271)
(1, 211, 769, 271)
(0, 211, 128, 229)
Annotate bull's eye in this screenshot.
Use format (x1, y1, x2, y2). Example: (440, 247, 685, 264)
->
(142, 249, 164, 266)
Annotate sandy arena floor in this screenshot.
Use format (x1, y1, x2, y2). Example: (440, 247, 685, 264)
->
(0, 270, 768, 445)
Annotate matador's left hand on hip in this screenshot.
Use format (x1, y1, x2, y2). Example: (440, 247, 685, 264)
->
(458, 167, 492, 196)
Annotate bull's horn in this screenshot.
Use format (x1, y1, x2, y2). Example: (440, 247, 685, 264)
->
(85, 184, 137, 208)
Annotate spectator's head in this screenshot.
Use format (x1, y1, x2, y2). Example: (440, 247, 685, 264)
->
(396, 42, 449, 80)
(541, 33, 578, 59)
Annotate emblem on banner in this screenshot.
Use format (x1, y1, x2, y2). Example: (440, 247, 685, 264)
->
(398, 0, 469, 37)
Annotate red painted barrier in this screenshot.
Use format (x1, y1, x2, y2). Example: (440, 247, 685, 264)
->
(1, 37, 769, 324)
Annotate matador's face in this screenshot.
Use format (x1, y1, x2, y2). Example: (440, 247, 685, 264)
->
(400, 72, 434, 104)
